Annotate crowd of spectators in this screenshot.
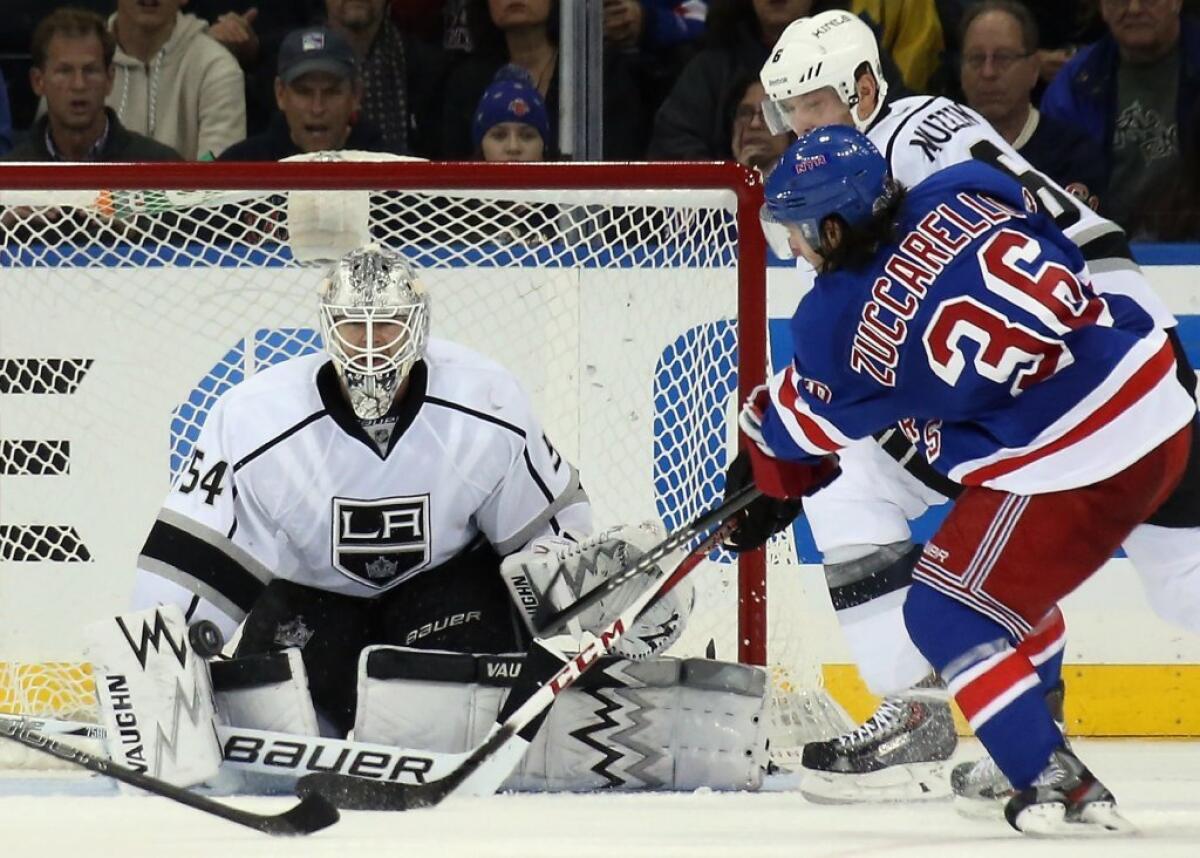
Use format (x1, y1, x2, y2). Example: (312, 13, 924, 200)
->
(1, 0, 1200, 239)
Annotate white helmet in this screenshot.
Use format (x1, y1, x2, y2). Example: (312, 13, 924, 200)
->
(759, 10, 888, 135)
(318, 245, 430, 420)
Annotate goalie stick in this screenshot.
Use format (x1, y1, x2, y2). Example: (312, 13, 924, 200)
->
(0, 718, 339, 836)
(296, 483, 763, 811)
(0, 716, 475, 784)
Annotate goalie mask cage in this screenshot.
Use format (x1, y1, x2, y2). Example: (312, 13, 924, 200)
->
(0, 159, 844, 767)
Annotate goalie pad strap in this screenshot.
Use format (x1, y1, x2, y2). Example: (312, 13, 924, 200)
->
(362, 647, 765, 695)
(364, 648, 525, 687)
(210, 651, 295, 690)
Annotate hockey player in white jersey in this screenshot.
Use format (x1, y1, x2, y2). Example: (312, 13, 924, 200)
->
(749, 9, 1200, 804)
(123, 245, 767, 793)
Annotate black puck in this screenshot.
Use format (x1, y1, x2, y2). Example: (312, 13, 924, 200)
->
(188, 619, 225, 657)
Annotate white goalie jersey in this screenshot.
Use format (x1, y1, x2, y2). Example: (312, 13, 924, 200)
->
(133, 338, 591, 636)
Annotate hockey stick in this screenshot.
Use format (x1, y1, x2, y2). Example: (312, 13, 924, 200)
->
(0, 714, 109, 740)
(296, 483, 762, 811)
(0, 718, 340, 836)
(0, 716, 479, 786)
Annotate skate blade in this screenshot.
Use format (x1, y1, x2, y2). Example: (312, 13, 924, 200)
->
(952, 792, 1009, 821)
(799, 762, 951, 804)
(1015, 801, 1137, 837)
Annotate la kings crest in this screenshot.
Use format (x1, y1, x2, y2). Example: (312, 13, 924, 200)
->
(331, 495, 431, 588)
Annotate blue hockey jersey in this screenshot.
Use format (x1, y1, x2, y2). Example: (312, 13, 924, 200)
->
(760, 161, 1196, 494)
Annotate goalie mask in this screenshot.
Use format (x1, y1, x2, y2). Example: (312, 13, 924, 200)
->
(319, 245, 430, 420)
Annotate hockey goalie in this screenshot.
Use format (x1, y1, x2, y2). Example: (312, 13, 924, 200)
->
(92, 244, 768, 794)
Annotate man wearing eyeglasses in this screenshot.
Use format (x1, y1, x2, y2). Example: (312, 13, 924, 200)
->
(959, 1, 1105, 212)
(1041, 0, 1198, 227)
(729, 77, 790, 179)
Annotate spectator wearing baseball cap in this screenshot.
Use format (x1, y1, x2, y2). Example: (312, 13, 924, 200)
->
(219, 25, 388, 160)
(472, 66, 552, 161)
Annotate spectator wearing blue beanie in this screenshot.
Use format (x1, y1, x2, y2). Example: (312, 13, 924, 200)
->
(471, 66, 552, 161)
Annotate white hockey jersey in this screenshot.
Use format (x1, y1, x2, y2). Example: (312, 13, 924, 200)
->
(134, 339, 591, 636)
(867, 95, 1175, 329)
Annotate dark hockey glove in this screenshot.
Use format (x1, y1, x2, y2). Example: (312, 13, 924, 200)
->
(722, 448, 806, 553)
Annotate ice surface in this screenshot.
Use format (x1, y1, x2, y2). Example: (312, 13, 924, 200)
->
(1, 739, 1197, 857)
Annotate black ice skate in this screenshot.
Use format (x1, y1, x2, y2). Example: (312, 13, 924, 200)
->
(949, 754, 1012, 818)
(951, 681, 1066, 817)
(1005, 746, 1133, 836)
(797, 691, 957, 803)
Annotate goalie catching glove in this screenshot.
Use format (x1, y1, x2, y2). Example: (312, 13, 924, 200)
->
(501, 522, 693, 660)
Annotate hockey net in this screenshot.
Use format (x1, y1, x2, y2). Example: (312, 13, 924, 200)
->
(0, 157, 848, 769)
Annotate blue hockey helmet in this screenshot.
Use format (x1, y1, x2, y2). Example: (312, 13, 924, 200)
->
(761, 125, 889, 257)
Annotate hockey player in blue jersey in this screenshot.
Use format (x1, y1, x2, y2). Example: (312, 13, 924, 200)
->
(745, 9, 1200, 808)
(726, 126, 1198, 834)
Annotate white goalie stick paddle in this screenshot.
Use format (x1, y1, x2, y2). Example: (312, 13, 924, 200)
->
(0, 716, 477, 785)
(296, 482, 763, 811)
(0, 718, 340, 836)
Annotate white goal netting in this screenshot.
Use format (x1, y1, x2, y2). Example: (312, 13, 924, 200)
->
(0, 158, 848, 767)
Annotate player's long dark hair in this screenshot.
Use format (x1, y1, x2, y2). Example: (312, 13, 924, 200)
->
(819, 180, 908, 272)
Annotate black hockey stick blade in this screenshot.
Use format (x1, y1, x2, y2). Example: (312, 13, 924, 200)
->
(253, 793, 342, 835)
(0, 719, 339, 835)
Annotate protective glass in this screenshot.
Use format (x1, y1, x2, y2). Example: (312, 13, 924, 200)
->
(761, 97, 797, 137)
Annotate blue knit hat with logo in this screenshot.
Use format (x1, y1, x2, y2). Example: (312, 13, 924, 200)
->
(471, 65, 552, 150)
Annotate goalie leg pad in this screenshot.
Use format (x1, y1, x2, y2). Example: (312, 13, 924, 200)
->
(210, 648, 320, 736)
(83, 605, 222, 787)
(353, 646, 516, 752)
(515, 657, 770, 792)
(352, 646, 769, 791)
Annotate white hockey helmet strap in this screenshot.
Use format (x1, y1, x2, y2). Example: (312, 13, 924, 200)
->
(759, 10, 888, 135)
(318, 244, 430, 420)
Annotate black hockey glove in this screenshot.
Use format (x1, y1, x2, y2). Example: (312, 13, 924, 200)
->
(722, 448, 806, 553)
